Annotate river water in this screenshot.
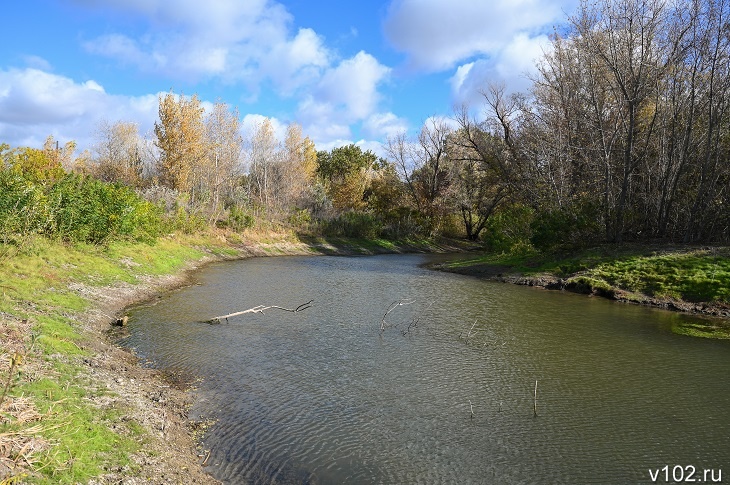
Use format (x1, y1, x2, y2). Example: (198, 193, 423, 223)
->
(121, 254, 730, 484)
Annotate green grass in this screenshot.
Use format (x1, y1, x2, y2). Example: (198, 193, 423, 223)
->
(0, 234, 222, 483)
(442, 245, 730, 304)
(15, 375, 139, 484)
(439, 245, 730, 341)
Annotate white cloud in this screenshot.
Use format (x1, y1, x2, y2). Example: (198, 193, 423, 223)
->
(384, 0, 567, 72)
(22, 55, 52, 71)
(314, 51, 390, 120)
(450, 33, 551, 106)
(362, 112, 409, 139)
(240, 113, 287, 142)
(0, 68, 159, 150)
(296, 51, 391, 146)
(80, 0, 331, 94)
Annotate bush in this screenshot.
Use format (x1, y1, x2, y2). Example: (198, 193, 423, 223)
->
(321, 211, 383, 239)
(227, 205, 255, 231)
(0, 170, 50, 243)
(530, 200, 601, 251)
(48, 174, 162, 244)
(482, 204, 534, 253)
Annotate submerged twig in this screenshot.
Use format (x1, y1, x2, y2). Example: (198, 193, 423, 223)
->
(207, 300, 313, 324)
(381, 299, 415, 332)
(460, 320, 478, 341)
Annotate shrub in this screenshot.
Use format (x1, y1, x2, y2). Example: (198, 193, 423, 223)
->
(482, 204, 534, 253)
(530, 200, 601, 250)
(0, 170, 50, 243)
(227, 204, 255, 231)
(48, 174, 162, 244)
(321, 211, 383, 239)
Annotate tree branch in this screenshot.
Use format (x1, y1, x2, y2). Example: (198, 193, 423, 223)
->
(207, 300, 313, 324)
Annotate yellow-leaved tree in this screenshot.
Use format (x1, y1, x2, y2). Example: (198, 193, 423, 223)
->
(154, 92, 207, 201)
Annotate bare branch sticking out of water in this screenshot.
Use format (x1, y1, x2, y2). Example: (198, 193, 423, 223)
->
(207, 300, 313, 324)
(459, 320, 478, 342)
(381, 299, 415, 332)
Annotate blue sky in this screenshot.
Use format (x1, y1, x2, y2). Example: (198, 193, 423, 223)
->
(0, 0, 578, 155)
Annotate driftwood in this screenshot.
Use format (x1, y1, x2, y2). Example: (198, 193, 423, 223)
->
(207, 300, 313, 324)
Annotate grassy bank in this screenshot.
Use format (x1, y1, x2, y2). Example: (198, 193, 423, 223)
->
(434, 245, 730, 338)
(0, 230, 472, 483)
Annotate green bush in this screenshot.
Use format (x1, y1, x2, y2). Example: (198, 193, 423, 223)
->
(482, 204, 534, 253)
(0, 170, 50, 242)
(288, 208, 312, 228)
(48, 174, 162, 244)
(227, 204, 255, 231)
(530, 200, 601, 250)
(321, 211, 383, 239)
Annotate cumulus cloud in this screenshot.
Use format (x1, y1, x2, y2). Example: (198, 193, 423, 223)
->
(240, 113, 288, 142)
(450, 33, 551, 105)
(80, 0, 331, 95)
(384, 0, 566, 72)
(362, 112, 409, 139)
(0, 68, 159, 149)
(296, 51, 391, 146)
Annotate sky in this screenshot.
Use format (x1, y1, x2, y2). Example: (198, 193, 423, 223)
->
(0, 0, 579, 156)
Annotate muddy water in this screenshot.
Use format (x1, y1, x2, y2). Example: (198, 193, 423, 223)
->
(122, 254, 730, 484)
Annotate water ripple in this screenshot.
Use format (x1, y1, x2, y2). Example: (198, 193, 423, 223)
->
(123, 254, 730, 484)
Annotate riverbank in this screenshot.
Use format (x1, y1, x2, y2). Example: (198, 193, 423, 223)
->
(431, 244, 730, 338)
(0, 230, 474, 483)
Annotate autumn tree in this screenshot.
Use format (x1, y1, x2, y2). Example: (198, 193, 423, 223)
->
(154, 92, 207, 199)
(246, 117, 280, 211)
(280, 123, 317, 208)
(92, 120, 143, 186)
(205, 102, 243, 215)
(316, 144, 379, 211)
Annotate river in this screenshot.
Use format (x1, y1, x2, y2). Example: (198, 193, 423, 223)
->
(121, 254, 730, 484)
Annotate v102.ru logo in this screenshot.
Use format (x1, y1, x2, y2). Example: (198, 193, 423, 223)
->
(649, 465, 722, 483)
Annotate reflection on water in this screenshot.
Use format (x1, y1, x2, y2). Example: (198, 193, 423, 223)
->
(121, 254, 730, 484)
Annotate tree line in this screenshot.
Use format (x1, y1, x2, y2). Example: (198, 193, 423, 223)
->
(1, 0, 728, 251)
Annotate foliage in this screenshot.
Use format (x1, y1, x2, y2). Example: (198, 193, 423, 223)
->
(48, 174, 162, 244)
(154, 91, 207, 193)
(2, 144, 65, 183)
(321, 211, 383, 239)
(316, 144, 379, 211)
(529, 200, 602, 250)
(1, 154, 162, 247)
(481, 204, 534, 253)
(226, 204, 256, 231)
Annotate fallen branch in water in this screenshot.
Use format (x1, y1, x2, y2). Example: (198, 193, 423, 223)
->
(459, 320, 478, 341)
(381, 299, 416, 331)
(206, 300, 313, 323)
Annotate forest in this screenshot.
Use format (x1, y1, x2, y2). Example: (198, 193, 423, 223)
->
(1, 0, 729, 253)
